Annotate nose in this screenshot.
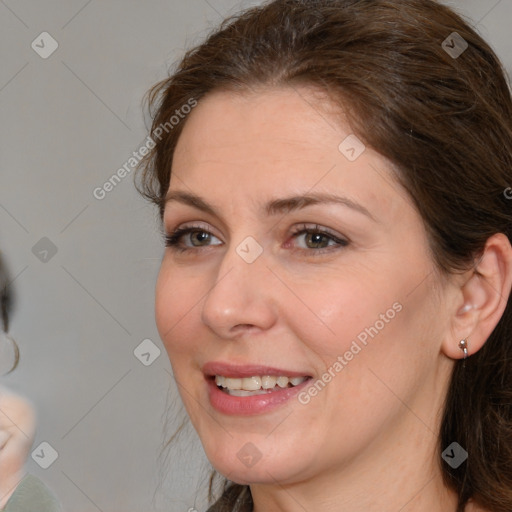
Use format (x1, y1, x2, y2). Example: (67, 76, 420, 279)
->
(200, 239, 277, 339)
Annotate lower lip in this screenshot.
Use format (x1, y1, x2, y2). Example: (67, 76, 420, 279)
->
(206, 376, 313, 416)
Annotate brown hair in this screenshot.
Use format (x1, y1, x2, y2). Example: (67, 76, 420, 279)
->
(135, 1, 512, 510)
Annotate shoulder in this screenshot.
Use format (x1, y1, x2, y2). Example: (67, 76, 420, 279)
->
(2, 473, 61, 512)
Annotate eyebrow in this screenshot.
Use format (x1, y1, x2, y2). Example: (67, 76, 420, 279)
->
(164, 190, 377, 222)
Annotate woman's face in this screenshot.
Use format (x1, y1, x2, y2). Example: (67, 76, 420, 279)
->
(155, 86, 456, 486)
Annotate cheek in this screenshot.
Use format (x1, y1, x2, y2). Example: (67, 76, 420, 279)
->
(285, 275, 436, 441)
(280, 268, 399, 359)
(154, 262, 203, 358)
(286, 262, 435, 380)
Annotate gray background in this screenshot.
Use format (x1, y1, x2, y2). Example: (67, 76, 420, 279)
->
(0, 1, 510, 511)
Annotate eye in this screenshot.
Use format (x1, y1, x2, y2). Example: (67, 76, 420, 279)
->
(164, 226, 221, 252)
(164, 223, 349, 255)
(287, 224, 349, 254)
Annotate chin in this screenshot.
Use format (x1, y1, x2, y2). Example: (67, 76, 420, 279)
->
(203, 441, 313, 486)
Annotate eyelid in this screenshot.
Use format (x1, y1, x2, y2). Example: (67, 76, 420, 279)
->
(290, 223, 348, 242)
(164, 221, 347, 240)
(164, 221, 218, 238)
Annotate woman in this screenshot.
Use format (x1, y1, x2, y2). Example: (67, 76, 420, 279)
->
(135, 0, 512, 511)
(0, 254, 61, 511)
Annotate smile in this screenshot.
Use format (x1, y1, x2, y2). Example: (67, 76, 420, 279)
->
(206, 374, 313, 415)
(215, 375, 309, 395)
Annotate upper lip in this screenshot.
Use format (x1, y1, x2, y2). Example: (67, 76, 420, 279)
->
(202, 361, 312, 379)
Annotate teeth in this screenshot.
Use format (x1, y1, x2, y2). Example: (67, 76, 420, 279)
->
(276, 376, 288, 388)
(215, 375, 308, 392)
(261, 376, 277, 389)
(242, 376, 262, 390)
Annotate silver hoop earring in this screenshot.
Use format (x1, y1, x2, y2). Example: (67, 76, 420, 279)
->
(458, 338, 468, 367)
(0, 330, 19, 375)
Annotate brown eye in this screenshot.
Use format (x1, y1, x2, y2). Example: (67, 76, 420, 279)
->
(189, 231, 212, 246)
(165, 227, 222, 251)
(289, 224, 349, 255)
(303, 231, 332, 249)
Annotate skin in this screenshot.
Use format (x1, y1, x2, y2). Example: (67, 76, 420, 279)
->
(155, 86, 512, 512)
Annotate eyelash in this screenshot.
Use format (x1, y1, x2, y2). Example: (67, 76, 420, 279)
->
(164, 223, 349, 255)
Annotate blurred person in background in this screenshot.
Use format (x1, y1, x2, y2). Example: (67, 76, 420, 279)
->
(0, 252, 61, 511)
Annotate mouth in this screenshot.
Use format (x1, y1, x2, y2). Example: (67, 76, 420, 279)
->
(202, 362, 314, 411)
(205, 372, 314, 415)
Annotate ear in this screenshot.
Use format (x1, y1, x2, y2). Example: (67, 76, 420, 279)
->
(442, 233, 512, 360)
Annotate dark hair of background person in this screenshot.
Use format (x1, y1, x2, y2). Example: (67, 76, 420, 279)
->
(0, 252, 19, 374)
(134, 0, 512, 510)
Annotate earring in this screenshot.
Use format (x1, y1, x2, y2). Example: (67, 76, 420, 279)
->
(459, 304, 472, 313)
(458, 338, 468, 367)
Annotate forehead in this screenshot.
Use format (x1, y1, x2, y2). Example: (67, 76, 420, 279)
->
(169, 86, 410, 223)
(174, 86, 342, 165)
